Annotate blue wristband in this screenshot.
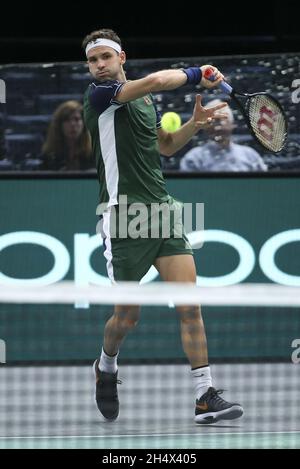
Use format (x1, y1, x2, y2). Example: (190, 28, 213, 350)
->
(182, 67, 202, 85)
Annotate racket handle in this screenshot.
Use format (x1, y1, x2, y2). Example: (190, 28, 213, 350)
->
(219, 81, 233, 95)
(203, 67, 233, 95)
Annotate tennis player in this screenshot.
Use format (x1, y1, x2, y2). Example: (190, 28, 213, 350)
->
(82, 28, 243, 424)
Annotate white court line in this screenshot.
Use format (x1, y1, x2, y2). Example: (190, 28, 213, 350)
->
(1, 431, 300, 440)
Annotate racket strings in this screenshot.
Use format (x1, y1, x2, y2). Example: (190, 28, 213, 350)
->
(248, 95, 287, 152)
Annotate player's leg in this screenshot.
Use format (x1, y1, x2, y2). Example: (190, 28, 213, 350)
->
(95, 208, 152, 420)
(98, 208, 142, 373)
(154, 254, 207, 368)
(103, 304, 140, 357)
(154, 253, 243, 424)
(94, 304, 140, 421)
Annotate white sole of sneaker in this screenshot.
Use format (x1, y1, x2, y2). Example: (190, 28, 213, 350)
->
(195, 405, 244, 424)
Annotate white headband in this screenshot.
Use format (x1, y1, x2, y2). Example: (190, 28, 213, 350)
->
(85, 38, 121, 56)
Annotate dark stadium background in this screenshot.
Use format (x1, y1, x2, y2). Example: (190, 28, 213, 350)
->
(0, 0, 299, 63)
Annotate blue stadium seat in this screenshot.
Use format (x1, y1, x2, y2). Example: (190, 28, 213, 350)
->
(37, 93, 83, 114)
(0, 54, 299, 172)
(5, 133, 43, 166)
(6, 115, 51, 135)
(0, 158, 14, 171)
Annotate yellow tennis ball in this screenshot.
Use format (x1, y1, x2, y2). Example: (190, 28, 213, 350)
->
(161, 112, 181, 132)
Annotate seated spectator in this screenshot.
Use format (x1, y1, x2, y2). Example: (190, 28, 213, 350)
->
(180, 99, 268, 172)
(40, 100, 94, 170)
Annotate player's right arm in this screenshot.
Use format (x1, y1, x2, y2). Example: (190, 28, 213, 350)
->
(87, 66, 224, 116)
(115, 66, 224, 103)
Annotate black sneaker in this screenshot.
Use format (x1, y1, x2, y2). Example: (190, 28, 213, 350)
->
(93, 359, 121, 421)
(195, 387, 243, 424)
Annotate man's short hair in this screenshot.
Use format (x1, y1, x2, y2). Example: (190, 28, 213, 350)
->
(82, 29, 122, 52)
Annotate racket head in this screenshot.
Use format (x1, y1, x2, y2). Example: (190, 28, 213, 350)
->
(242, 93, 288, 153)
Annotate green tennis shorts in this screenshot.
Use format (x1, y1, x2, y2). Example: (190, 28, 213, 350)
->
(100, 197, 193, 282)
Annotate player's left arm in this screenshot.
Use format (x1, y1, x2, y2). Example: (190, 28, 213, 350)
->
(158, 95, 228, 157)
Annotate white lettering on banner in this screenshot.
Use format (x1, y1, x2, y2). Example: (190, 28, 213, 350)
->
(259, 229, 300, 286)
(0, 231, 70, 285)
(188, 230, 256, 287)
(74, 234, 110, 286)
(0, 229, 299, 287)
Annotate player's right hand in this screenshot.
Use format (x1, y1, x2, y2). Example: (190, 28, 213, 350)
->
(200, 65, 224, 89)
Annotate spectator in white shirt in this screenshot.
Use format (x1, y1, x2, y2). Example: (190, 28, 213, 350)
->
(180, 99, 268, 172)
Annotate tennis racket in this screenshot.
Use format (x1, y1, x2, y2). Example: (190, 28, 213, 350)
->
(204, 67, 288, 153)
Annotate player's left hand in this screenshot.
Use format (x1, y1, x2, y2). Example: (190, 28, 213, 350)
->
(192, 94, 228, 129)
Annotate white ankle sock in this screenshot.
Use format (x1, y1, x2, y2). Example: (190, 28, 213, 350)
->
(191, 365, 212, 400)
(99, 348, 119, 374)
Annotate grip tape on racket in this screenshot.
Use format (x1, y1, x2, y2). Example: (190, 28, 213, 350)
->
(204, 68, 233, 95)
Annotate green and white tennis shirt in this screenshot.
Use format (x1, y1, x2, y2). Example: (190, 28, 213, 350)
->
(83, 79, 170, 206)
